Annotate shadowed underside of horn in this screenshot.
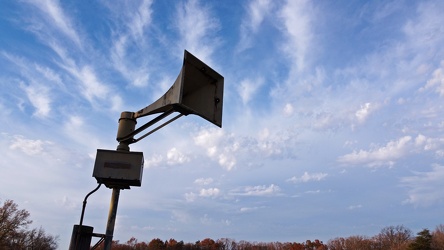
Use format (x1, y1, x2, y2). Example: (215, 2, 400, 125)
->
(134, 50, 224, 127)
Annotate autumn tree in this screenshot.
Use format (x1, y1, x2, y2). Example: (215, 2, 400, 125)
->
(0, 199, 58, 249)
(431, 224, 444, 250)
(373, 225, 412, 250)
(149, 238, 167, 250)
(199, 238, 221, 250)
(304, 239, 327, 250)
(328, 235, 373, 250)
(167, 238, 184, 250)
(281, 241, 304, 250)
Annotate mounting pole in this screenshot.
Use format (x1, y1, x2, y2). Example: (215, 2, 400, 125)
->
(103, 188, 120, 250)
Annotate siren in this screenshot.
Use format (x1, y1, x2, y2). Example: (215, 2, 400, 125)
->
(115, 50, 224, 145)
(94, 50, 224, 189)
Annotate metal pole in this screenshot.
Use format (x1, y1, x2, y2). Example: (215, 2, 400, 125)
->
(104, 188, 120, 250)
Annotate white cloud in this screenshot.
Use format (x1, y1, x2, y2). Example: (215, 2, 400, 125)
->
(287, 172, 328, 183)
(237, 77, 264, 105)
(25, 0, 82, 47)
(62, 115, 101, 150)
(217, 153, 236, 171)
(199, 188, 220, 198)
(193, 128, 237, 170)
(193, 128, 224, 153)
(77, 66, 109, 102)
(200, 214, 212, 225)
(127, 0, 153, 40)
(237, 0, 273, 52)
(34, 65, 63, 87)
(348, 204, 363, 210)
(278, 0, 314, 73)
(110, 95, 124, 112)
(283, 103, 294, 116)
(166, 147, 190, 165)
(355, 102, 378, 123)
(144, 154, 163, 168)
(184, 192, 197, 202)
(338, 136, 413, 167)
(193, 125, 300, 171)
(175, 0, 220, 64)
(171, 210, 191, 223)
(9, 135, 49, 156)
(21, 83, 51, 118)
(401, 164, 444, 206)
(107, 0, 153, 87)
(305, 190, 320, 194)
(413, 134, 444, 156)
(240, 206, 261, 213)
(194, 177, 213, 186)
(110, 36, 150, 88)
(422, 61, 444, 96)
(233, 184, 281, 196)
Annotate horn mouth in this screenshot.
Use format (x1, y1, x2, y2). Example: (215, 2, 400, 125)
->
(134, 50, 224, 127)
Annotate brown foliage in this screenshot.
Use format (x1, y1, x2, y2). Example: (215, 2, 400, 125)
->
(90, 224, 444, 250)
(0, 199, 58, 249)
(374, 225, 413, 250)
(431, 224, 444, 250)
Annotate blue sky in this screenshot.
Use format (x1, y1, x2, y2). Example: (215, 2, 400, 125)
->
(1, 0, 444, 248)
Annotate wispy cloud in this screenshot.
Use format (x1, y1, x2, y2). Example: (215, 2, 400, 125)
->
(1, 53, 58, 118)
(20, 82, 51, 118)
(240, 206, 263, 213)
(287, 172, 328, 183)
(174, 0, 220, 64)
(339, 134, 444, 168)
(9, 135, 50, 155)
(24, 0, 82, 47)
(421, 61, 444, 97)
(401, 164, 444, 206)
(62, 115, 101, 150)
(237, 77, 265, 105)
(193, 128, 237, 171)
(232, 184, 281, 196)
(144, 154, 163, 168)
(199, 188, 220, 198)
(127, 0, 153, 40)
(166, 147, 190, 165)
(278, 0, 315, 74)
(237, 0, 273, 52)
(107, 0, 154, 87)
(338, 136, 413, 167)
(184, 187, 220, 202)
(355, 102, 379, 124)
(348, 204, 363, 210)
(194, 178, 214, 186)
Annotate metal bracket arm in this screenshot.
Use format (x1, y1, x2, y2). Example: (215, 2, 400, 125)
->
(116, 108, 183, 145)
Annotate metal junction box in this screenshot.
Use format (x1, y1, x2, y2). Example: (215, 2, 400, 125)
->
(93, 149, 144, 189)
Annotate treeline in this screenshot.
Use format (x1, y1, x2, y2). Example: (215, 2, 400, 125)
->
(0, 199, 58, 249)
(94, 238, 327, 250)
(94, 224, 444, 250)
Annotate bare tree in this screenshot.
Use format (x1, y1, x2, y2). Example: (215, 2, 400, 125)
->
(0, 199, 32, 248)
(373, 225, 413, 250)
(0, 199, 58, 249)
(431, 224, 444, 250)
(328, 235, 373, 250)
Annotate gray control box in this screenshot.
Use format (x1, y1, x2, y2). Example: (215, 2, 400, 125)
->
(93, 149, 144, 189)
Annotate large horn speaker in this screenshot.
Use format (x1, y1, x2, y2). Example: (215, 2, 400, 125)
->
(135, 50, 224, 127)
